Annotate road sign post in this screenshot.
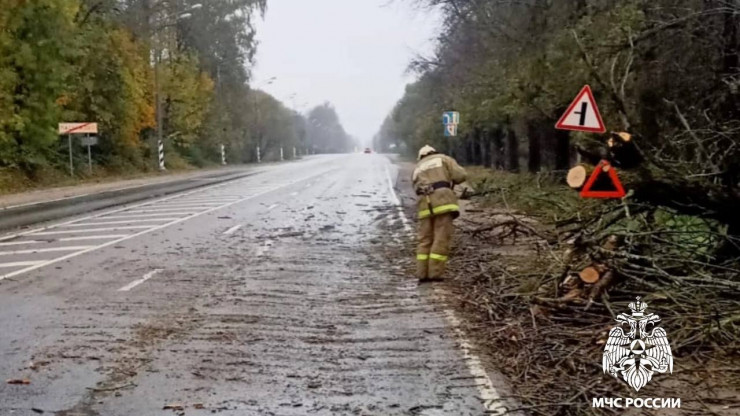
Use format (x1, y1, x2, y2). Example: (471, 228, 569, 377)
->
(59, 123, 98, 177)
(68, 135, 74, 177)
(80, 135, 99, 174)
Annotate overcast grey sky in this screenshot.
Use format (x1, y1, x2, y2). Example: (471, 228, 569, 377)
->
(251, 1, 440, 145)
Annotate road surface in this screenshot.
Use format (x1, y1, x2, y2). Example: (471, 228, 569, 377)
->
(0, 155, 500, 415)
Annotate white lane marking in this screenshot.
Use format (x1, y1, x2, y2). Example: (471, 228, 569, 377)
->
(152, 203, 224, 208)
(0, 240, 45, 248)
(255, 239, 274, 257)
(0, 246, 95, 256)
(59, 235, 129, 242)
(31, 226, 152, 236)
(0, 174, 256, 243)
(101, 213, 195, 219)
(118, 269, 163, 292)
(385, 165, 413, 233)
(290, 192, 299, 196)
(123, 208, 204, 214)
(0, 261, 45, 269)
(442, 309, 506, 414)
(62, 219, 178, 227)
(223, 224, 243, 235)
(267, 204, 280, 211)
(1, 170, 334, 281)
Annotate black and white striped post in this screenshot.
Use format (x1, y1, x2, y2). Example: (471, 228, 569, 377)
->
(157, 139, 166, 171)
(220, 144, 226, 165)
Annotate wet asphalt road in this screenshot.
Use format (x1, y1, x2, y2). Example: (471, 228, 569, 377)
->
(0, 155, 490, 415)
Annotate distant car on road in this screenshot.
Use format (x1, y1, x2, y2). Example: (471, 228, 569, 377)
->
(364, 148, 372, 154)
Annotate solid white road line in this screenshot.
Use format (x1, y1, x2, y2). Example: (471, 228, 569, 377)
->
(442, 309, 506, 414)
(0, 246, 94, 256)
(101, 213, 195, 219)
(0, 240, 45, 248)
(153, 203, 225, 208)
(223, 224, 243, 235)
(385, 165, 413, 233)
(0, 260, 45, 269)
(1, 170, 334, 281)
(59, 235, 129, 242)
(118, 269, 163, 292)
(123, 208, 204, 214)
(62, 219, 178, 227)
(31, 226, 152, 236)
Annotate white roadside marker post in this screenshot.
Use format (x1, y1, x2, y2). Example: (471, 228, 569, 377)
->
(158, 139, 165, 171)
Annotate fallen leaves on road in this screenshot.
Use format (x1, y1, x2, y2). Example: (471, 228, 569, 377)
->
(163, 403, 184, 410)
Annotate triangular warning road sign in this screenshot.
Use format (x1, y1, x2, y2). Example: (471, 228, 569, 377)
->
(580, 160, 626, 199)
(556, 85, 606, 133)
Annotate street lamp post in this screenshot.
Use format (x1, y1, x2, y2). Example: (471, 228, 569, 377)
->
(151, 2, 202, 171)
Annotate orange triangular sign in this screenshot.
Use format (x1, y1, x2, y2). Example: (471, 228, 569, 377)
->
(556, 85, 606, 133)
(580, 160, 626, 199)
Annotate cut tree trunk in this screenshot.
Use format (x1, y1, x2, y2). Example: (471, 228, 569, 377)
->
(579, 266, 601, 283)
(567, 164, 590, 189)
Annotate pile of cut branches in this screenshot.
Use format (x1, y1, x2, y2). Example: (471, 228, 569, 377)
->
(447, 168, 740, 416)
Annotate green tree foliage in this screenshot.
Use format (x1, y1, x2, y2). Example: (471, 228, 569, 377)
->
(0, 0, 307, 185)
(0, 0, 78, 171)
(378, 0, 740, 179)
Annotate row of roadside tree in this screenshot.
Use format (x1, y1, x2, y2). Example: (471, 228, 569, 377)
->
(0, 0, 354, 188)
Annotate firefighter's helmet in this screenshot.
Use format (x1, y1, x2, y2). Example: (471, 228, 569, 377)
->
(418, 145, 437, 160)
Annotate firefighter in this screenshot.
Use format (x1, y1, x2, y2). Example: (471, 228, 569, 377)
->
(413, 145, 467, 283)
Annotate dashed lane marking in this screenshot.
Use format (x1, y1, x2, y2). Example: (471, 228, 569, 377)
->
(267, 204, 280, 211)
(223, 224, 243, 235)
(255, 239, 274, 257)
(118, 269, 163, 292)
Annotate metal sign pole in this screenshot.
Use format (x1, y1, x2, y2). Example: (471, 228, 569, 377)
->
(68, 134, 74, 177)
(87, 144, 92, 174)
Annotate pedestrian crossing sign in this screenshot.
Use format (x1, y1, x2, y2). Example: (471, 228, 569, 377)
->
(444, 124, 458, 137)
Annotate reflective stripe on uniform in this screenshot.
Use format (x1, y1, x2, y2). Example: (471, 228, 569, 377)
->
(417, 254, 429, 261)
(418, 204, 460, 219)
(429, 253, 448, 262)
